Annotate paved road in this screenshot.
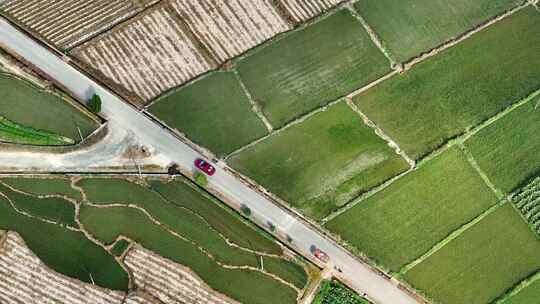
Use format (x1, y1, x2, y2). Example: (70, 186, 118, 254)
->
(0, 18, 420, 304)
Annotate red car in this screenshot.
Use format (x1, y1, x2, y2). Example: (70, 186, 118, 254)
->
(194, 158, 216, 176)
(313, 248, 330, 263)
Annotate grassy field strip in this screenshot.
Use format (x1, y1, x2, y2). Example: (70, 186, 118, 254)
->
(233, 70, 274, 132)
(225, 69, 398, 161)
(494, 270, 540, 303)
(398, 200, 507, 276)
(402, 1, 530, 71)
(459, 144, 505, 200)
(344, 3, 398, 68)
(345, 99, 414, 166)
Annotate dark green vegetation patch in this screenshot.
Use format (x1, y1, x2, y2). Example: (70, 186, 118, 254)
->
(466, 94, 540, 193)
(512, 176, 540, 236)
(355, 0, 523, 62)
(229, 102, 409, 220)
(149, 71, 268, 156)
(0, 73, 98, 143)
(0, 116, 73, 145)
(111, 239, 130, 257)
(326, 147, 498, 271)
(404, 204, 540, 304)
(238, 9, 391, 128)
(353, 7, 540, 160)
(313, 280, 370, 304)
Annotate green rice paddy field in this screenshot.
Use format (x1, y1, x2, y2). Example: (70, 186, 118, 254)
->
(353, 7, 540, 160)
(0, 73, 98, 144)
(0, 177, 310, 304)
(355, 0, 523, 62)
(404, 204, 540, 304)
(229, 102, 409, 220)
(465, 94, 540, 193)
(238, 9, 391, 128)
(149, 71, 268, 156)
(326, 147, 498, 271)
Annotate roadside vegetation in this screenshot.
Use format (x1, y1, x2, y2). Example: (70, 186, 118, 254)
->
(326, 147, 498, 271)
(0, 72, 99, 144)
(355, 0, 523, 62)
(149, 71, 268, 156)
(465, 94, 540, 194)
(229, 102, 408, 220)
(353, 7, 540, 160)
(0, 116, 74, 145)
(313, 280, 370, 304)
(237, 9, 391, 128)
(404, 204, 540, 304)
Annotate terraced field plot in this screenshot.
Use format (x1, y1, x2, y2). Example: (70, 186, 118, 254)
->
(228, 102, 408, 220)
(326, 147, 498, 271)
(0, 72, 98, 144)
(237, 9, 391, 128)
(0, 192, 128, 290)
(124, 247, 239, 304)
(277, 0, 344, 23)
(353, 7, 540, 160)
(0, 232, 125, 304)
(404, 204, 540, 304)
(72, 5, 216, 102)
(149, 71, 268, 157)
(0, 0, 155, 50)
(1, 177, 82, 200)
(171, 0, 291, 63)
(355, 0, 523, 62)
(465, 94, 540, 193)
(77, 177, 307, 304)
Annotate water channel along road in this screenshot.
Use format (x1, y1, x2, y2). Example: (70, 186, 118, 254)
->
(0, 17, 420, 304)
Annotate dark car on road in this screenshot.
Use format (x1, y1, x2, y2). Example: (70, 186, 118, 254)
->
(195, 158, 216, 176)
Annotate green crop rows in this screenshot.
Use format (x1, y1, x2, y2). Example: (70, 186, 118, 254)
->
(353, 7, 540, 160)
(355, 0, 522, 62)
(313, 280, 370, 304)
(237, 9, 391, 128)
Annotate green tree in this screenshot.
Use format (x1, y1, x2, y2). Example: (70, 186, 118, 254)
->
(194, 171, 208, 187)
(88, 94, 102, 113)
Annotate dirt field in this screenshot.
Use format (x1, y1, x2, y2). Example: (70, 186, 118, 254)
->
(0, 0, 158, 49)
(125, 246, 239, 304)
(72, 4, 216, 101)
(277, 0, 344, 22)
(171, 0, 291, 63)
